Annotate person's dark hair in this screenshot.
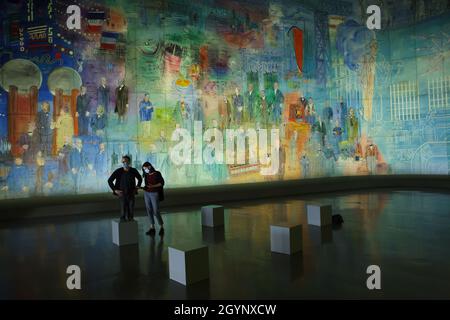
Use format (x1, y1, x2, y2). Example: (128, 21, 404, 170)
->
(122, 155, 131, 163)
(142, 161, 155, 175)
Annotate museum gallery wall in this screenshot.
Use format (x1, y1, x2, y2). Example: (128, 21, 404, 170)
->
(0, 0, 449, 200)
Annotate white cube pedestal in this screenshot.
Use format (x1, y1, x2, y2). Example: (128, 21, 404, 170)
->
(201, 205, 224, 227)
(169, 244, 209, 286)
(112, 219, 138, 246)
(270, 222, 302, 255)
(306, 204, 332, 227)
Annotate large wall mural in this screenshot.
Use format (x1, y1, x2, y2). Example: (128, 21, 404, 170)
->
(0, 0, 449, 199)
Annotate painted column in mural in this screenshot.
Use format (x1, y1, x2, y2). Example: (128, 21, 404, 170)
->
(47, 67, 82, 155)
(0, 59, 42, 158)
(7, 85, 39, 157)
(52, 88, 78, 155)
(6, 86, 17, 154)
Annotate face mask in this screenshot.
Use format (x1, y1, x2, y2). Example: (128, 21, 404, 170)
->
(122, 163, 129, 169)
(144, 168, 150, 174)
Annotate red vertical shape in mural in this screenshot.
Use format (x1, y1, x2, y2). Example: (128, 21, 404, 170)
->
(7, 86, 18, 155)
(72, 89, 79, 136)
(71, 89, 79, 129)
(29, 86, 38, 116)
(199, 45, 209, 76)
(8, 86, 38, 156)
(289, 27, 303, 73)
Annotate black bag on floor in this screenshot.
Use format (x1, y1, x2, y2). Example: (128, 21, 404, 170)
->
(332, 214, 344, 225)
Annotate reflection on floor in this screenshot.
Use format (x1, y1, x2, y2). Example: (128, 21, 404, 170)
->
(0, 190, 450, 299)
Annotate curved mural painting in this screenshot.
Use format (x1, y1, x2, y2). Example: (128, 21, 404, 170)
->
(0, 0, 449, 200)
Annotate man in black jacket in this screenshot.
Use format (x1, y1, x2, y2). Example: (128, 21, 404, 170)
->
(108, 155, 142, 221)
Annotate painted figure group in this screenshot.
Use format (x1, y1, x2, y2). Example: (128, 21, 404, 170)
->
(0, 74, 381, 200)
(166, 82, 285, 131)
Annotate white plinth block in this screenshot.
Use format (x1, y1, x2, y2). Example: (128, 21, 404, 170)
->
(169, 245, 209, 286)
(306, 204, 332, 227)
(112, 219, 138, 246)
(201, 205, 224, 227)
(270, 223, 302, 255)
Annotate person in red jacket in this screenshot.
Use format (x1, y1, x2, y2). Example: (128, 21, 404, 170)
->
(142, 162, 165, 236)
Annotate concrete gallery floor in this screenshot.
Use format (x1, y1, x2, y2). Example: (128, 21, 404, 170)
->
(1, 190, 450, 299)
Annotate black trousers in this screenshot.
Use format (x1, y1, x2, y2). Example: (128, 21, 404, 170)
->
(119, 194, 135, 220)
